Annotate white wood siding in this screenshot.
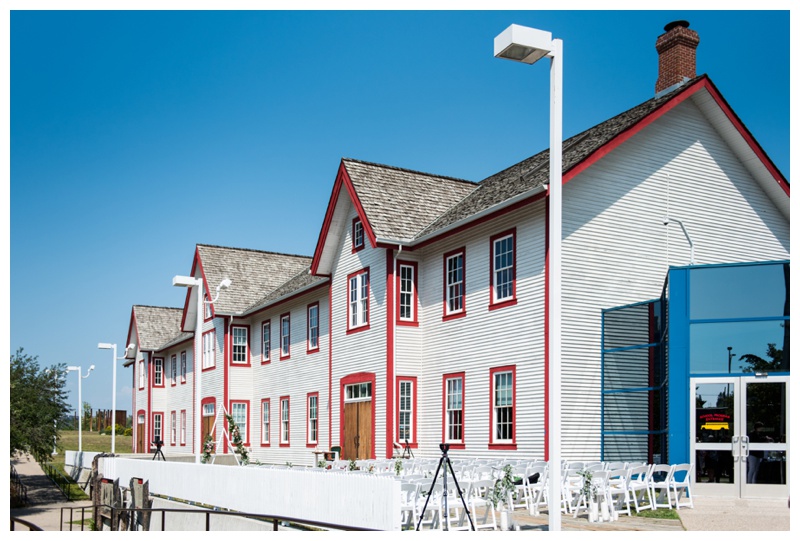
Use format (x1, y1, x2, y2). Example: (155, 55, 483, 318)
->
(560, 98, 790, 459)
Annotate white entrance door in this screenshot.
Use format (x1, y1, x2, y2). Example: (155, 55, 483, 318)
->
(691, 376, 788, 498)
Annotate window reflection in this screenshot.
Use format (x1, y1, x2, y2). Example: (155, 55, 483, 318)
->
(690, 263, 789, 320)
(690, 321, 788, 374)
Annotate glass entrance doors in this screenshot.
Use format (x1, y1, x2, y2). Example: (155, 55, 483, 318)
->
(691, 376, 788, 498)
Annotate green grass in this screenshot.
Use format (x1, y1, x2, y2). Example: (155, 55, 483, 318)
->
(41, 430, 134, 501)
(633, 508, 680, 520)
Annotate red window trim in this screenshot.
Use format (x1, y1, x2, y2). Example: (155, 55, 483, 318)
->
(261, 320, 271, 364)
(279, 395, 291, 447)
(201, 397, 216, 448)
(230, 324, 251, 366)
(180, 409, 187, 446)
(170, 355, 177, 387)
(442, 247, 467, 321)
(230, 400, 250, 447)
(180, 351, 187, 384)
(138, 359, 145, 390)
(346, 268, 371, 334)
(442, 372, 466, 449)
(151, 411, 164, 449)
(279, 313, 291, 360)
(260, 398, 271, 447)
(306, 392, 320, 448)
(396, 376, 418, 448)
(169, 410, 177, 446)
(152, 357, 165, 388)
(396, 260, 419, 326)
(307, 303, 320, 353)
(202, 330, 217, 372)
(489, 364, 517, 450)
(351, 217, 365, 253)
(489, 228, 518, 310)
(203, 292, 214, 322)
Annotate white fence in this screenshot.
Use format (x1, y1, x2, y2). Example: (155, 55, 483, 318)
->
(102, 458, 401, 530)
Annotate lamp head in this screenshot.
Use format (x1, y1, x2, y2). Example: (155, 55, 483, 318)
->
(173, 275, 201, 288)
(88, 365, 95, 372)
(218, 278, 232, 290)
(663, 216, 670, 226)
(98, 342, 114, 350)
(494, 24, 554, 64)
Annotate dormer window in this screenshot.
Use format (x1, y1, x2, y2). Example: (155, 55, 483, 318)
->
(352, 218, 365, 252)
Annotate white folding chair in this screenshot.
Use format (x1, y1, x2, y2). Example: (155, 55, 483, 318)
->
(525, 463, 548, 516)
(400, 482, 420, 529)
(465, 479, 497, 530)
(627, 464, 654, 512)
(649, 464, 675, 509)
(606, 468, 631, 517)
(670, 463, 694, 509)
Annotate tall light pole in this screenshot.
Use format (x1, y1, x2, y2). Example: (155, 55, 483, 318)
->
(495, 23, 563, 531)
(66, 365, 95, 454)
(97, 343, 135, 454)
(173, 275, 231, 463)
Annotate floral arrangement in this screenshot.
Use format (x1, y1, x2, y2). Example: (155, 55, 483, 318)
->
(394, 457, 404, 476)
(201, 434, 215, 464)
(225, 413, 249, 465)
(488, 464, 516, 509)
(578, 469, 597, 502)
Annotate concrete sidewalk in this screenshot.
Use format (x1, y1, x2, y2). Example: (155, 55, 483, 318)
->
(8, 455, 791, 531)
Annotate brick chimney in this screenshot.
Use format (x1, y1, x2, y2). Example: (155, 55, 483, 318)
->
(655, 20, 700, 94)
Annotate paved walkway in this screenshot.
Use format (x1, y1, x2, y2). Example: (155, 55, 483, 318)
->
(8, 456, 791, 531)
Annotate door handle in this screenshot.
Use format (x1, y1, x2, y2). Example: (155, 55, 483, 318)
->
(731, 435, 740, 460)
(741, 435, 749, 458)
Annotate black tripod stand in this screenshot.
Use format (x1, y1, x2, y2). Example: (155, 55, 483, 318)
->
(416, 444, 474, 531)
(151, 439, 165, 461)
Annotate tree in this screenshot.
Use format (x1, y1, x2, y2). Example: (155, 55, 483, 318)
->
(10, 349, 71, 459)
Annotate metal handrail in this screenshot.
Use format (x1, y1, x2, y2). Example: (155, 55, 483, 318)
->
(40, 461, 80, 502)
(10, 517, 44, 531)
(91, 503, 380, 531)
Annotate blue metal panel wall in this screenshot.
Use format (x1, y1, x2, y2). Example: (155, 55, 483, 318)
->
(667, 268, 690, 464)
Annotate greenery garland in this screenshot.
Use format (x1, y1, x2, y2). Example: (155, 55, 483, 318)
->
(201, 433, 215, 464)
(225, 413, 249, 465)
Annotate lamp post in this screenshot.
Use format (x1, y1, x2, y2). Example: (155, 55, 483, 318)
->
(173, 275, 231, 463)
(495, 23, 563, 532)
(66, 365, 95, 453)
(97, 343, 135, 454)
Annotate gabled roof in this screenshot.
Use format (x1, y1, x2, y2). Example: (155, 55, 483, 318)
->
(418, 75, 789, 239)
(194, 244, 314, 316)
(127, 305, 191, 354)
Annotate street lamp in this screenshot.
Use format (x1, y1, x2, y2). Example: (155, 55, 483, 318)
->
(495, 23, 563, 532)
(97, 342, 135, 455)
(66, 365, 95, 454)
(173, 275, 231, 463)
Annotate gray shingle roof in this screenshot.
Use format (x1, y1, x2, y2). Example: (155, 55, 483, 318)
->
(244, 268, 328, 314)
(416, 78, 701, 238)
(132, 305, 191, 351)
(342, 159, 477, 242)
(196, 244, 315, 315)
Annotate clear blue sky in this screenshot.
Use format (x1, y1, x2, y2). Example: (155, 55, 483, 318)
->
(5, 7, 792, 414)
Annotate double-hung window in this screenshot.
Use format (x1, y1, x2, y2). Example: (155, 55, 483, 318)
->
(307, 393, 318, 446)
(261, 399, 270, 445)
(231, 401, 248, 445)
(443, 249, 466, 319)
(280, 397, 290, 446)
(202, 330, 216, 369)
(444, 373, 465, 446)
(180, 410, 186, 445)
(170, 412, 176, 445)
(397, 377, 416, 445)
(490, 366, 516, 448)
(232, 326, 249, 365)
(152, 413, 163, 444)
(138, 360, 145, 390)
(261, 321, 271, 363)
(307, 304, 319, 352)
(490, 230, 517, 308)
(153, 358, 163, 387)
(352, 218, 365, 252)
(180, 351, 187, 383)
(397, 261, 418, 325)
(348, 269, 370, 332)
(170, 354, 177, 385)
(280, 314, 291, 359)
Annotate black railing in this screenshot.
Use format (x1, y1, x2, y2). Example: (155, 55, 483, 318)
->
(10, 517, 44, 531)
(10, 465, 28, 507)
(40, 461, 78, 502)
(88, 503, 380, 532)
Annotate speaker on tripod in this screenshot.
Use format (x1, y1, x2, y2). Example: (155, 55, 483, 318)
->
(415, 443, 474, 531)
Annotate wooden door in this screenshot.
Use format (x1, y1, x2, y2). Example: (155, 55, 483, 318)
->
(202, 415, 215, 449)
(136, 417, 144, 453)
(342, 400, 372, 460)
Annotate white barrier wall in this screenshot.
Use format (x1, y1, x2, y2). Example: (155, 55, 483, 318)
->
(103, 458, 401, 530)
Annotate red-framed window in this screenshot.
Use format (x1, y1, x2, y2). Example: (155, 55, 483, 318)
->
(280, 314, 291, 360)
(443, 248, 466, 321)
(489, 228, 517, 310)
(231, 325, 250, 366)
(396, 376, 417, 447)
(443, 372, 465, 449)
(230, 400, 250, 446)
(307, 303, 320, 353)
(170, 354, 177, 386)
(202, 329, 216, 370)
(153, 358, 164, 387)
(347, 268, 370, 333)
(204, 292, 213, 321)
(151, 412, 164, 447)
(352, 217, 365, 252)
(280, 396, 290, 447)
(489, 365, 516, 450)
(397, 261, 419, 326)
(260, 399, 270, 447)
(170, 411, 177, 445)
(138, 359, 145, 390)
(180, 410, 187, 446)
(202, 397, 216, 452)
(307, 392, 319, 447)
(180, 351, 187, 383)
(261, 320, 271, 364)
